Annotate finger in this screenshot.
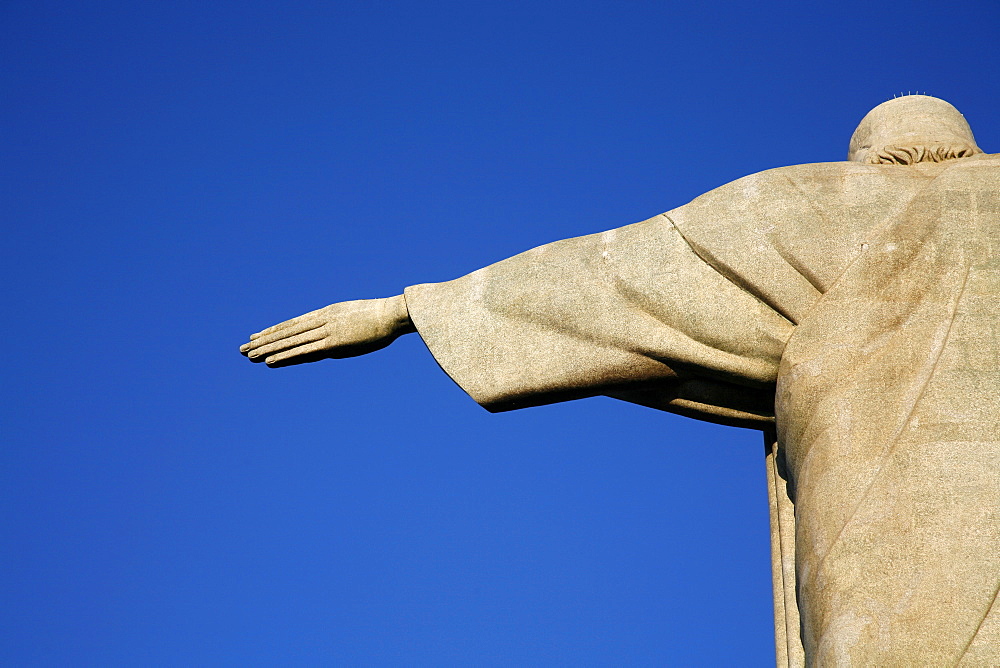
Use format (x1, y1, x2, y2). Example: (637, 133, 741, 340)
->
(265, 339, 331, 367)
(250, 304, 330, 340)
(244, 319, 324, 352)
(247, 328, 327, 361)
(250, 317, 305, 340)
(243, 320, 320, 355)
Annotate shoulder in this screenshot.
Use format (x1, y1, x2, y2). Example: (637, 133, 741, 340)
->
(668, 164, 849, 226)
(699, 162, 900, 201)
(674, 163, 860, 216)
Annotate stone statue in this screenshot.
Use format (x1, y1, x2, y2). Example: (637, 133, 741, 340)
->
(241, 95, 999, 665)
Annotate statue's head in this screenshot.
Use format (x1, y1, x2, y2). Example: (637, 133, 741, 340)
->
(849, 95, 982, 165)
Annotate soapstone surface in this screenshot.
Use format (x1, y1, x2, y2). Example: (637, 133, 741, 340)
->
(243, 96, 999, 665)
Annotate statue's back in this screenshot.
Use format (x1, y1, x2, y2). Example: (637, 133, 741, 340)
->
(774, 154, 1000, 664)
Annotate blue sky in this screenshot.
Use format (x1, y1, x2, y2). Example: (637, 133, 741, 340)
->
(3, 1, 998, 665)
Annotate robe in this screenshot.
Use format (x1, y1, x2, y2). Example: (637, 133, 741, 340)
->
(403, 154, 1000, 666)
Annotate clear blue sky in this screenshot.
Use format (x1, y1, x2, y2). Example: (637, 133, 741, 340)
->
(2, 1, 997, 665)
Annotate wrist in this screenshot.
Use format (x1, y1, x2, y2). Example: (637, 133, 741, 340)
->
(386, 294, 415, 335)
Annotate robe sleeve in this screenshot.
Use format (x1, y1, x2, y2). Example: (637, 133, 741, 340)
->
(404, 212, 793, 427)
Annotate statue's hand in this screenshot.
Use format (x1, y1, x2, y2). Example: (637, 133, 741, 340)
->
(240, 294, 415, 367)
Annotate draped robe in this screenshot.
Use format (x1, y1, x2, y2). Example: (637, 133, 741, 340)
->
(403, 154, 1000, 665)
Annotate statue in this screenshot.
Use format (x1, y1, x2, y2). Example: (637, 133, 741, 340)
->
(241, 96, 999, 665)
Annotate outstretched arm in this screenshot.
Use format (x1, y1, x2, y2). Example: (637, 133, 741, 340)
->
(239, 170, 808, 423)
(240, 294, 416, 367)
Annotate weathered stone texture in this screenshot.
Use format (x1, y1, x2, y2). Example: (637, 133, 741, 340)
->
(244, 96, 999, 665)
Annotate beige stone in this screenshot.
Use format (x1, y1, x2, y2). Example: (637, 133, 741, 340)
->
(241, 96, 999, 665)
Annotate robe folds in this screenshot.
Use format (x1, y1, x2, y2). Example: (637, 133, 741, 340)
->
(404, 154, 1000, 666)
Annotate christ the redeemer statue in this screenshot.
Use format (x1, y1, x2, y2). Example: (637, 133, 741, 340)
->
(241, 95, 999, 666)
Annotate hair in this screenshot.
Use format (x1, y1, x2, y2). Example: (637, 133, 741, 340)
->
(864, 141, 982, 165)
